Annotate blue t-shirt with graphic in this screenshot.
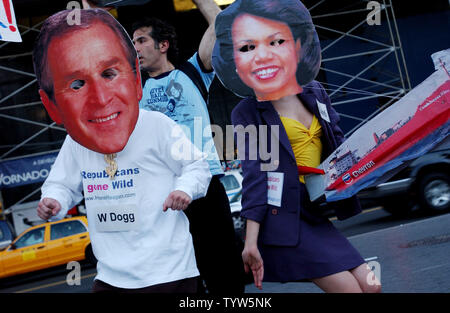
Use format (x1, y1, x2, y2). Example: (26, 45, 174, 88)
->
(140, 53, 223, 176)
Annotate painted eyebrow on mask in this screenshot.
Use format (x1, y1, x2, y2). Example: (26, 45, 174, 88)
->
(62, 57, 124, 82)
(234, 32, 287, 45)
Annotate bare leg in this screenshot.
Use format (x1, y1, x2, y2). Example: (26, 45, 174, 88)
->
(311, 264, 382, 293)
(350, 263, 382, 293)
(311, 270, 363, 293)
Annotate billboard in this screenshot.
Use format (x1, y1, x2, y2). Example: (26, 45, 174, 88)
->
(0, 152, 58, 189)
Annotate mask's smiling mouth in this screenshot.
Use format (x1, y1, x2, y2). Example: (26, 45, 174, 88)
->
(89, 112, 119, 124)
(254, 66, 279, 80)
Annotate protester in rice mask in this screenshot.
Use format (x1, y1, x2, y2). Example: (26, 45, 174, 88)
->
(213, 0, 382, 293)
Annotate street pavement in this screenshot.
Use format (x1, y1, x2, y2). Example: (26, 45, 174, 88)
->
(1, 211, 449, 293)
(245, 212, 450, 293)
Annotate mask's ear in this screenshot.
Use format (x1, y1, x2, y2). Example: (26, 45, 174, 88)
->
(39, 89, 63, 125)
(134, 58, 143, 101)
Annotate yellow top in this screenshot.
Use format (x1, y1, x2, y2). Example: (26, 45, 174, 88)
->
(280, 115, 323, 183)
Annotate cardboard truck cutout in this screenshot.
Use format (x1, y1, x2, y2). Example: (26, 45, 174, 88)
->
(306, 49, 450, 202)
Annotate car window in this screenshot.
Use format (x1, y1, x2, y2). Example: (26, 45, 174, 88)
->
(230, 191, 242, 203)
(0, 221, 14, 242)
(50, 220, 87, 240)
(14, 227, 45, 248)
(220, 175, 240, 191)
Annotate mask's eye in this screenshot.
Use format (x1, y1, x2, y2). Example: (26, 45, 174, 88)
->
(102, 68, 117, 80)
(270, 39, 285, 46)
(70, 80, 85, 90)
(239, 44, 256, 52)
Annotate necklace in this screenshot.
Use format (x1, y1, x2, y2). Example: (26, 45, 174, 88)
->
(104, 153, 118, 179)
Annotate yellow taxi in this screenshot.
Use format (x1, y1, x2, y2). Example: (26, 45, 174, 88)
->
(0, 216, 94, 279)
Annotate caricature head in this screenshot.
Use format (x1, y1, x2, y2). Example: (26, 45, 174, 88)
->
(213, 0, 321, 101)
(32, 9, 142, 154)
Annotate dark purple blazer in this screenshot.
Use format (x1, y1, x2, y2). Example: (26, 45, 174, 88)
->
(231, 80, 362, 247)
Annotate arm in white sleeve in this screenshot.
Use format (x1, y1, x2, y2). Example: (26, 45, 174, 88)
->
(161, 116, 212, 201)
(41, 136, 84, 220)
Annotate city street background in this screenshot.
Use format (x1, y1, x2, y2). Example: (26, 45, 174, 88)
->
(1, 207, 449, 293)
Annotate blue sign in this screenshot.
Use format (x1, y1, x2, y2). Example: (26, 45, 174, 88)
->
(0, 152, 58, 189)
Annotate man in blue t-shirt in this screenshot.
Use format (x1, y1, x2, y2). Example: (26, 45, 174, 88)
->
(132, 0, 245, 294)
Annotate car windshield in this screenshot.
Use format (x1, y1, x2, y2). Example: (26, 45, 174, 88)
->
(14, 227, 45, 249)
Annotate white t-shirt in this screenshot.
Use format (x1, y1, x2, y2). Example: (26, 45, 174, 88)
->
(140, 53, 223, 176)
(41, 110, 211, 288)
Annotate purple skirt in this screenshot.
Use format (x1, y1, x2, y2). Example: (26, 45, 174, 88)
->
(259, 206, 365, 282)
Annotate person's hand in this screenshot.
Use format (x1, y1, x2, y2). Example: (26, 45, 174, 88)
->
(163, 191, 192, 212)
(37, 198, 61, 220)
(81, 0, 95, 9)
(82, 0, 114, 11)
(242, 244, 264, 290)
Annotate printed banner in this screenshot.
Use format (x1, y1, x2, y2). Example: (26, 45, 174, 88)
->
(0, 0, 22, 42)
(305, 50, 450, 202)
(0, 152, 58, 189)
